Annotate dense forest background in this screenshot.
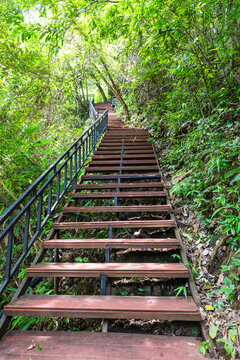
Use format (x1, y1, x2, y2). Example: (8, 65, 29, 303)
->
(0, 0, 239, 358)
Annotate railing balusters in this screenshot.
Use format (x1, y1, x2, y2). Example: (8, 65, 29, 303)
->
(64, 164, 67, 190)
(23, 208, 30, 254)
(37, 193, 43, 231)
(70, 155, 73, 183)
(5, 229, 13, 281)
(57, 171, 61, 201)
(74, 144, 78, 172)
(79, 142, 82, 168)
(48, 181, 53, 214)
(0, 105, 108, 297)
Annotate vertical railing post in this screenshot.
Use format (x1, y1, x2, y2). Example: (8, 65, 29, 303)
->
(57, 171, 61, 201)
(5, 229, 13, 281)
(23, 208, 30, 254)
(73, 144, 78, 189)
(37, 193, 43, 231)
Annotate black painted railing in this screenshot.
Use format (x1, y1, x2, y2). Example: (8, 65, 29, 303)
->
(0, 109, 108, 296)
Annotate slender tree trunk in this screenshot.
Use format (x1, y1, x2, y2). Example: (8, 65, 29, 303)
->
(93, 61, 130, 121)
(80, 81, 86, 103)
(85, 79, 88, 101)
(95, 82, 107, 102)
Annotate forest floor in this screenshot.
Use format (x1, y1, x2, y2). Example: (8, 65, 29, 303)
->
(163, 167, 240, 360)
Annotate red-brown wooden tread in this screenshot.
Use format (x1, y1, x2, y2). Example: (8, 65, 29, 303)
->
(75, 182, 164, 189)
(99, 142, 152, 146)
(0, 331, 205, 360)
(81, 173, 160, 179)
(97, 146, 153, 151)
(103, 135, 149, 138)
(53, 219, 176, 230)
(107, 129, 148, 134)
(95, 149, 155, 154)
(69, 191, 167, 198)
(88, 160, 157, 165)
(41, 238, 180, 249)
(101, 140, 151, 144)
(92, 154, 156, 159)
(26, 263, 189, 278)
(4, 295, 201, 321)
(62, 205, 171, 213)
(85, 166, 159, 172)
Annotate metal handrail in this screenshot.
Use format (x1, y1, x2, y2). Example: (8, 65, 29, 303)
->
(0, 109, 108, 295)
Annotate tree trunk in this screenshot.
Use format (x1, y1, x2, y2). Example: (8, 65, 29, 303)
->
(93, 60, 130, 121)
(95, 82, 107, 102)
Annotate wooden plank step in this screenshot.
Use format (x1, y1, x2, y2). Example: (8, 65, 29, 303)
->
(4, 295, 201, 321)
(107, 129, 148, 132)
(103, 133, 149, 137)
(75, 182, 164, 189)
(26, 263, 189, 278)
(69, 191, 167, 198)
(98, 142, 152, 146)
(0, 331, 206, 360)
(104, 133, 149, 136)
(85, 166, 159, 172)
(107, 130, 148, 134)
(53, 220, 175, 230)
(103, 138, 149, 141)
(97, 145, 153, 149)
(92, 154, 156, 159)
(100, 142, 151, 146)
(102, 139, 150, 143)
(95, 150, 155, 154)
(62, 205, 171, 213)
(82, 174, 161, 180)
(42, 238, 180, 249)
(88, 160, 157, 165)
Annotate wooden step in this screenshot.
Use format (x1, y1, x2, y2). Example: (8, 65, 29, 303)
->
(69, 191, 167, 198)
(82, 174, 161, 180)
(0, 331, 205, 360)
(26, 263, 189, 278)
(100, 142, 151, 146)
(97, 146, 153, 150)
(53, 220, 176, 230)
(42, 238, 180, 249)
(4, 295, 201, 321)
(92, 154, 156, 159)
(102, 140, 150, 144)
(107, 130, 148, 134)
(75, 182, 164, 190)
(95, 149, 154, 154)
(86, 166, 159, 172)
(62, 205, 171, 213)
(89, 160, 157, 165)
(103, 137, 149, 141)
(98, 143, 152, 147)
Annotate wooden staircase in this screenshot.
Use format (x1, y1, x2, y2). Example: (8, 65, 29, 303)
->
(0, 103, 206, 359)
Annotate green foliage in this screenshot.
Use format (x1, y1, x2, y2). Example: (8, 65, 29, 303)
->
(209, 323, 219, 339)
(75, 257, 89, 263)
(174, 285, 188, 299)
(199, 339, 212, 356)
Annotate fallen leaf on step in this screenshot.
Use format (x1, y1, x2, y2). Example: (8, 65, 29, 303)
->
(27, 343, 36, 350)
(203, 285, 211, 290)
(217, 273, 224, 286)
